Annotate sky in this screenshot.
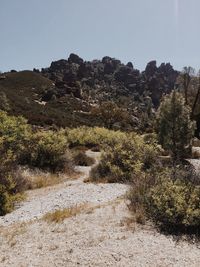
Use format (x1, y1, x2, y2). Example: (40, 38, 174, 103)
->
(1, 0, 200, 72)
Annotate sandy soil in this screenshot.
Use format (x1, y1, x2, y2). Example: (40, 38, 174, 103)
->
(0, 150, 199, 267)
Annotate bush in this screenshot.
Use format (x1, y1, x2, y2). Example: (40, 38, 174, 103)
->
(128, 160, 200, 234)
(91, 101, 132, 129)
(0, 184, 13, 216)
(147, 179, 200, 231)
(0, 112, 32, 215)
(0, 142, 26, 215)
(73, 151, 95, 166)
(0, 111, 75, 215)
(0, 111, 31, 160)
(90, 134, 159, 183)
(66, 126, 127, 148)
(23, 130, 73, 173)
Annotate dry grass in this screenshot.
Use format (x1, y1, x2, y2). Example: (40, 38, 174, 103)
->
(43, 204, 88, 223)
(0, 223, 27, 248)
(20, 168, 77, 190)
(42, 200, 121, 224)
(84, 176, 108, 184)
(30, 174, 64, 189)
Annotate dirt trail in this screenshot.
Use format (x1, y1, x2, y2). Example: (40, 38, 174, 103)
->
(0, 150, 199, 267)
(0, 151, 128, 227)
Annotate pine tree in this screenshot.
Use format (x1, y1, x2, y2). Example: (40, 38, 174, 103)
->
(156, 91, 195, 160)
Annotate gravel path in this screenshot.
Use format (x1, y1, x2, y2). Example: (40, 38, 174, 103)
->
(0, 151, 128, 226)
(0, 150, 199, 266)
(0, 201, 199, 267)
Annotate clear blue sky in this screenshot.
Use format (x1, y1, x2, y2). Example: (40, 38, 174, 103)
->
(1, 0, 200, 72)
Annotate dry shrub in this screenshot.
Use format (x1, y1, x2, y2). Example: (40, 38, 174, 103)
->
(127, 171, 156, 224)
(73, 151, 95, 166)
(19, 168, 65, 190)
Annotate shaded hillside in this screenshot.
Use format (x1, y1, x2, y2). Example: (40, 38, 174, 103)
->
(0, 71, 97, 127)
(0, 54, 179, 130)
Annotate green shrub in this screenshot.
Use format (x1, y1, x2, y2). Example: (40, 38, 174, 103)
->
(24, 130, 73, 173)
(66, 126, 127, 148)
(90, 134, 159, 183)
(147, 179, 200, 231)
(0, 111, 75, 215)
(0, 111, 31, 160)
(0, 141, 26, 215)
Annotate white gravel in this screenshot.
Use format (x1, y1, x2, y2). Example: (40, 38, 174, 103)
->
(0, 201, 199, 267)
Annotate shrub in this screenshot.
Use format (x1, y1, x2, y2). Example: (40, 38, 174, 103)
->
(0, 142, 26, 215)
(0, 112, 75, 215)
(66, 126, 127, 148)
(90, 134, 159, 183)
(23, 130, 73, 173)
(127, 172, 150, 224)
(0, 184, 13, 216)
(127, 164, 200, 235)
(73, 151, 95, 166)
(0, 111, 31, 160)
(147, 179, 200, 232)
(21, 169, 64, 189)
(91, 101, 131, 129)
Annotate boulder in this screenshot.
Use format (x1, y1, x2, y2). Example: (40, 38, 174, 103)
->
(68, 53, 84, 65)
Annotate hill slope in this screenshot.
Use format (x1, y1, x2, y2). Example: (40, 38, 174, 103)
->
(0, 54, 179, 129)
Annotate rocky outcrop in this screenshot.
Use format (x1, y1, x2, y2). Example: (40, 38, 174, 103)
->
(0, 53, 180, 130)
(40, 53, 178, 106)
(38, 53, 179, 131)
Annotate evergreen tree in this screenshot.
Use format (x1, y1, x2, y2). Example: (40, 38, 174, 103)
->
(156, 91, 195, 160)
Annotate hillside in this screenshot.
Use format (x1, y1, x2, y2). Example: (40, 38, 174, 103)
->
(0, 54, 179, 130)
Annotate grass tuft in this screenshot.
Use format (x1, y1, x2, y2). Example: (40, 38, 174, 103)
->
(43, 205, 87, 223)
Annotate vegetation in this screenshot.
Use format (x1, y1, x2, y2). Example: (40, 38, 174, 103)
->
(90, 133, 159, 183)
(147, 178, 200, 231)
(0, 149, 26, 215)
(66, 126, 127, 148)
(0, 88, 199, 237)
(43, 205, 85, 223)
(0, 71, 98, 128)
(73, 151, 95, 166)
(0, 112, 31, 215)
(91, 101, 132, 129)
(127, 92, 199, 234)
(0, 111, 74, 215)
(21, 130, 73, 173)
(21, 170, 66, 190)
(156, 91, 195, 160)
